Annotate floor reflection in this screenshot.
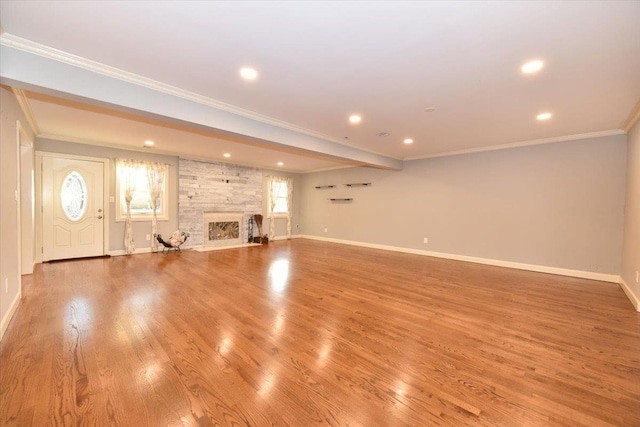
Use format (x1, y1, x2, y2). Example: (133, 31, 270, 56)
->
(271, 311, 286, 336)
(268, 258, 290, 294)
(65, 296, 93, 328)
(317, 342, 332, 367)
(218, 335, 233, 355)
(257, 368, 278, 398)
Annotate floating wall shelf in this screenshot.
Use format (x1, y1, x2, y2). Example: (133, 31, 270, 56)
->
(315, 185, 336, 189)
(328, 198, 353, 202)
(344, 183, 371, 187)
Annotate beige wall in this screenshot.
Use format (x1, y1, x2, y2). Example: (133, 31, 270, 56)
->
(1, 86, 35, 339)
(34, 139, 303, 251)
(621, 121, 640, 308)
(300, 135, 627, 276)
(35, 139, 180, 253)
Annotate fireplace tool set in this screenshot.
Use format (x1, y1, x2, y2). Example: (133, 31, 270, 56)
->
(250, 214, 268, 244)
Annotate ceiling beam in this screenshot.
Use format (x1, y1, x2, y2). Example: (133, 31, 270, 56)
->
(0, 40, 403, 170)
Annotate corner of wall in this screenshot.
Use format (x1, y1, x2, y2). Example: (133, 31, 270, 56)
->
(0, 287, 21, 342)
(619, 277, 640, 312)
(620, 119, 640, 311)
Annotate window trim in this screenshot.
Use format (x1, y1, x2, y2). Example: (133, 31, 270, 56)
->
(267, 179, 290, 218)
(115, 162, 169, 222)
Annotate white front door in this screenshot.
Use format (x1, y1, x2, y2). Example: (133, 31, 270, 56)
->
(42, 156, 105, 261)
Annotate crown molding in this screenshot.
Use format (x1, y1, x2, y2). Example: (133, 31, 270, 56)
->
(177, 155, 309, 174)
(622, 97, 640, 133)
(403, 129, 627, 162)
(0, 33, 397, 162)
(10, 87, 40, 135)
(304, 165, 361, 174)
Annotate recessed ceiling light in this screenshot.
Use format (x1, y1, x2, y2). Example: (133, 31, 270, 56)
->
(277, 162, 284, 166)
(223, 153, 231, 158)
(240, 67, 258, 80)
(349, 114, 362, 124)
(521, 60, 544, 74)
(424, 107, 436, 113)
(144, 140, 154, 147)
(403, 138, 414, 144)
(536, 112, 552, 121)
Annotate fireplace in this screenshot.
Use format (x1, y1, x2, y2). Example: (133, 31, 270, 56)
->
(209, 221, 239, 241)
(203, 212, 244, 247)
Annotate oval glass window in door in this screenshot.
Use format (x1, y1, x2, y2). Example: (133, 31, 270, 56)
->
(60, 171, 88, 221)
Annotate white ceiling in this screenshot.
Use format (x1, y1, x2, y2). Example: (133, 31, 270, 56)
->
(1, 1, 639, 172)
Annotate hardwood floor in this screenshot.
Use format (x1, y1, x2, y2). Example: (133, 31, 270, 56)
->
(1, 239, 639, 426)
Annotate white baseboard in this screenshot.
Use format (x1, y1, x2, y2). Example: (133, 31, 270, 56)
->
(269, 235, 302, 241)
(108, 247, 153, 256)
(194, 243, 261, 252)
(619, 277, 640, 311)
(298, 235, 620, 284)
(109, 236, 305, 255)
(0, 289, 21, 342)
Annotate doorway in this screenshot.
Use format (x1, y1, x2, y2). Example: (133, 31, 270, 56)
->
(40, 154, 108, 261)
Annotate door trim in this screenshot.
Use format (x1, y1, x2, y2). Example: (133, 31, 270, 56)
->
(17, 121, 34, 275)
(35, 151, 110, 263)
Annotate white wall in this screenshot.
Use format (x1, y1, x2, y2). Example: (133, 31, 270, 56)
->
(300, 135, 627, 277)
(621, 121, 640, 309)
(1, 86, 35, 340)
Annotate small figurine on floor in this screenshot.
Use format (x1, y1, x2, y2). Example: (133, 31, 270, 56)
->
(169, 230, 186, 247)
(155, 230, 190, 252)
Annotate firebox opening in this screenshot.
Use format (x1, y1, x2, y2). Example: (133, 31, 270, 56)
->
(209, 221, 240, 241)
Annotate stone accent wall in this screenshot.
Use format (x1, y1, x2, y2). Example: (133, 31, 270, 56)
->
(179, 159, 262, 247)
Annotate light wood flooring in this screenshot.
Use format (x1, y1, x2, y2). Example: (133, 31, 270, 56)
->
(1, 239, 639, 426)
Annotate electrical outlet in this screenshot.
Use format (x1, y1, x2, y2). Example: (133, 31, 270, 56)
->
(145, 234, 150, 241)
(109, 196, 115, 203)
(5, 278, 8, 293)
(423, 237, 429, 244)
(324, 228, 328, 233)
(636, 271, 639, 283)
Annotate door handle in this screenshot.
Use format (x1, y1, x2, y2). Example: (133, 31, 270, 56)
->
(97, 215, 103, 219)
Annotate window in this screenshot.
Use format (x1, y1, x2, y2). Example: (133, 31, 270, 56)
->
(60, 171, 88, 221)
(270, 180, 290, 215)
(267, 176, 293, 239)
(115, 161, 169, 221)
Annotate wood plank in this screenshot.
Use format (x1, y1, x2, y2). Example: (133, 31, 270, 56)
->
(1, 239, 639, 426)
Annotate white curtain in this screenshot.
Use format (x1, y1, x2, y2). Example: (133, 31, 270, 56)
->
(146, 162, 166, 252)
(268, 176, 293, 239)
(116, 159, 142, 254)
(286, 178, 293, 239)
